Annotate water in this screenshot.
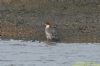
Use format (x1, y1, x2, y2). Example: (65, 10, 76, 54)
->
(0, 39, 100, 66)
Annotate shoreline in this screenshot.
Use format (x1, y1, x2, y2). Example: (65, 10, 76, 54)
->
(0, 0, 100, 43)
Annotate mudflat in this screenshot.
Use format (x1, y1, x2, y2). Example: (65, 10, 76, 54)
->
(0, 0, 100, 42)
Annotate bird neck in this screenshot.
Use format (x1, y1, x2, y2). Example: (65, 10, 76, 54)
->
(46, 25, 50, 28)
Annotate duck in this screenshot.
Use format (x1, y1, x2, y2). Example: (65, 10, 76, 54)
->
(45, 22, 59, 42)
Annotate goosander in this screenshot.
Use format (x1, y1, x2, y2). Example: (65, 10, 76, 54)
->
(45, 22, 59, 42)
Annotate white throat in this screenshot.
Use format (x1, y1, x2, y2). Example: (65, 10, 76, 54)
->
(46, 25, 50, 28)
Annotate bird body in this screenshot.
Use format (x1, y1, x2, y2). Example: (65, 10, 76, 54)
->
(45, 24, 53, 40)
(45, 23, 59, 42)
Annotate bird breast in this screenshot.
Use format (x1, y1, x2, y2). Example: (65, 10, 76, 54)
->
(45, 28, 52, 39)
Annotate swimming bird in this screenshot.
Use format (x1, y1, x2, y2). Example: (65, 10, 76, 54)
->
(45, 22, 59, 42)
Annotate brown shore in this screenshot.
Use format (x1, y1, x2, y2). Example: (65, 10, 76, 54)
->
(0, 0, 100, 42)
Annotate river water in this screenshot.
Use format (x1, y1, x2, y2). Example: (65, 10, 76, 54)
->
(0, 39, 100, 66)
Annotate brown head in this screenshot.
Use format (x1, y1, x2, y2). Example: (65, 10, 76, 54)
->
(45, 22, 52, 27)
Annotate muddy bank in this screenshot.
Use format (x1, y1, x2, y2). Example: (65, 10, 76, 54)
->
(0, 0, 100, 42)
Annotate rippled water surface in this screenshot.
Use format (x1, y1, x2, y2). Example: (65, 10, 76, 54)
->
(0, 39, 100, 66)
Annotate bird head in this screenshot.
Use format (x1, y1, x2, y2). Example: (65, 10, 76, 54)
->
(45, 22, 51, 28)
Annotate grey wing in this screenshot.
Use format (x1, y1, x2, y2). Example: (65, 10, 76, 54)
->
(51, 27, 58, 39)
